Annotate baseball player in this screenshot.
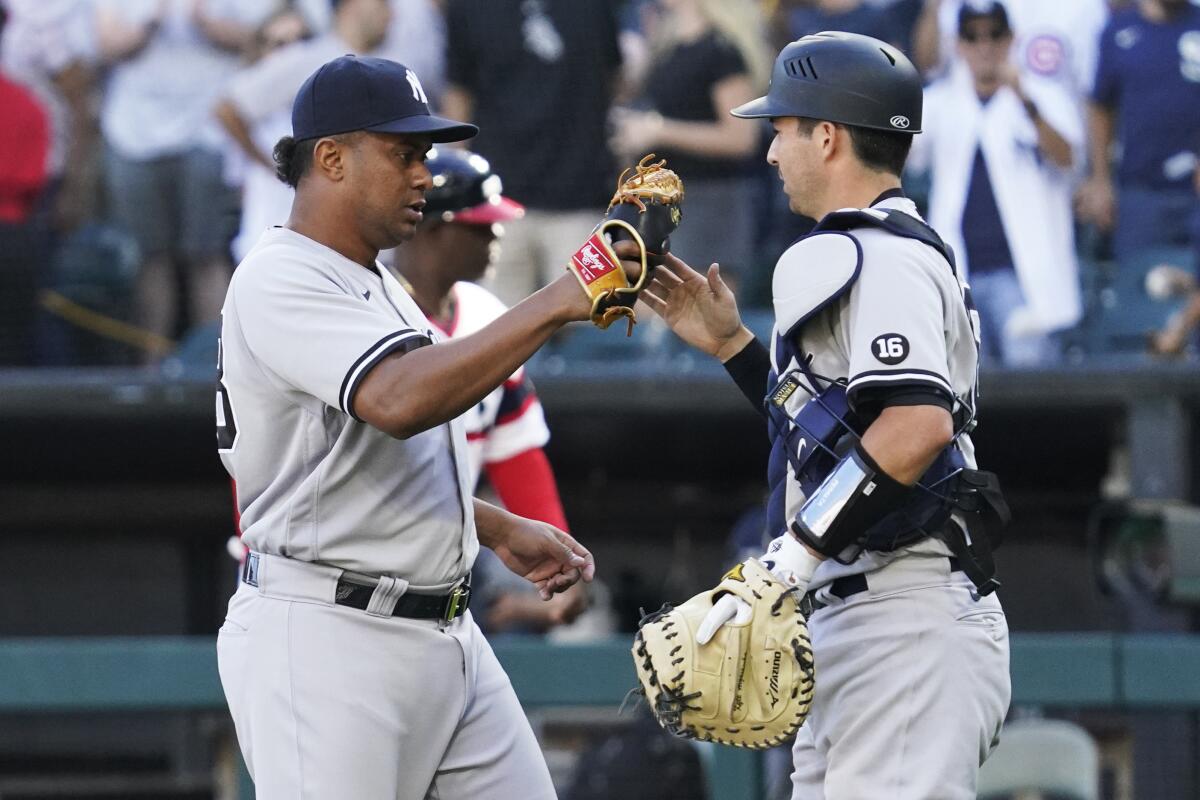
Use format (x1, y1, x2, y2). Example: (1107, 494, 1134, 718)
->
(393, 146, 585, 629)
(643, 32, 1011, 799)
(214, 55, 636, 799)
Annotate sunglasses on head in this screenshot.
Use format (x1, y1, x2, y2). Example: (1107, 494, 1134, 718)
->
(960, 26, 1009, 43)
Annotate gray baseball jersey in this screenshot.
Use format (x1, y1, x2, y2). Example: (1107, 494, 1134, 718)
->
(772, 196, 1010, 799)
(771, 195, 980, 589)
(217, 226, 478, 586)
(216, 226, 556, 799)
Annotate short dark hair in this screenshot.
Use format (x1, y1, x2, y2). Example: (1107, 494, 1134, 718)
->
(273, 136, 317, 188)
(796, 118, 913, 176)
(273, 132, 361, 188)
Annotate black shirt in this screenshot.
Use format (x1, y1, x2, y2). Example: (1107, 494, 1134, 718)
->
(961, 145, 1015, 275)
(445, 0, 622, 209)
(643, 32, 752, 180)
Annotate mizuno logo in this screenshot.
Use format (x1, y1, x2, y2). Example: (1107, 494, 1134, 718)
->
(767, 650, 783, 707)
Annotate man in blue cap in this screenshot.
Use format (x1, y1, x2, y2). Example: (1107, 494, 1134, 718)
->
(214, 56, 621, 798)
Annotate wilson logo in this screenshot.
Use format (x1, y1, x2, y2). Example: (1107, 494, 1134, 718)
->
(890, 115, 911, 129)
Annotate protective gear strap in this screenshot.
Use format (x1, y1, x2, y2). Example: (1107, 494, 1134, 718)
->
(790, 441, 912, 561)
(937, 469, 1010, 596)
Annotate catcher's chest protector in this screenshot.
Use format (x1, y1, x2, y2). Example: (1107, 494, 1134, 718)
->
(764, 208, 973, 555)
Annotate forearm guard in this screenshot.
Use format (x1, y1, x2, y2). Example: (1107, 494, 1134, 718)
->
(790, 442, 912, 562)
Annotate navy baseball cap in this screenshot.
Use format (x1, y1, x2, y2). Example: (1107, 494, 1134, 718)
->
(292, 55, 478, 143)
(958, 0, 1011, 36)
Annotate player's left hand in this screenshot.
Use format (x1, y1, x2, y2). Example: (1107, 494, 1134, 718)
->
(554, 238, 647, 323)
(490, 518, 596, 600)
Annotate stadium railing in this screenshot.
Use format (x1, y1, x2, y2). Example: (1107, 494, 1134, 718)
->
(3, 634, 1200, 799)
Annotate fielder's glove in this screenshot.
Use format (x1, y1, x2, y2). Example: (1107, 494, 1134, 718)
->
(631, 558, 815, 749)
(566, 154, 684, 334)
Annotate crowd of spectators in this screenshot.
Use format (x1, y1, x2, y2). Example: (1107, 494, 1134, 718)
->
(1, 0, 1199, 368)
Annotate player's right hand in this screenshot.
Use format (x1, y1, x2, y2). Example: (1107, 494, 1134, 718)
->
(698, 537, 822, 645)
(642, 254, 750, 360)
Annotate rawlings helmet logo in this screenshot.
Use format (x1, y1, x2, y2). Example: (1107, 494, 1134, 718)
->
(890, 115, 911, 129)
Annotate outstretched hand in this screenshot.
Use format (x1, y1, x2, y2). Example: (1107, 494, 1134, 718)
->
(489, 518, 596, 600)
(642, 254, 752, 360)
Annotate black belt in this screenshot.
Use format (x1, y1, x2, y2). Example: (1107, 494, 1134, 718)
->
(800, 557, 961, 617)
(241, 554, 470, 622)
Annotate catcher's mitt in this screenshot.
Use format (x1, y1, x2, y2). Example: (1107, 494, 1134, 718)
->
(631, 558, 815, 749)
(566, 154, 684, 334)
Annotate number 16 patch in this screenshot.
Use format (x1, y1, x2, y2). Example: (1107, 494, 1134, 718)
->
(871, 333, 910, 365)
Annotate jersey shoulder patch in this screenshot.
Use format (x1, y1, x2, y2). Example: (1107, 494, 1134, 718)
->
(772, 231, 862, 336)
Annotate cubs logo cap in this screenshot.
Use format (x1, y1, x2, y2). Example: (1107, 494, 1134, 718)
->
(292, 55, 478, 143)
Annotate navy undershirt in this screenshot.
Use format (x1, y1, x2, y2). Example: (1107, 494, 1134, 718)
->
(961, 140, 1014, 275)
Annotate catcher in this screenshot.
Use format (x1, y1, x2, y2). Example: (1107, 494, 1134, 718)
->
(633, 33, 1011, 799)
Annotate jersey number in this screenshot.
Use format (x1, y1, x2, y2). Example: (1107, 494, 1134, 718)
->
(216, 317, 238, 451)
(871, 334, 910, 366)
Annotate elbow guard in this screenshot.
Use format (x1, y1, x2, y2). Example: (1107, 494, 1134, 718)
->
(790, 442, 912, 563)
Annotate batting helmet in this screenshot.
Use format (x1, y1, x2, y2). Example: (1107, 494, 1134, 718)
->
(731, 32, 923, 134)
(424, 148, 524, 225)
